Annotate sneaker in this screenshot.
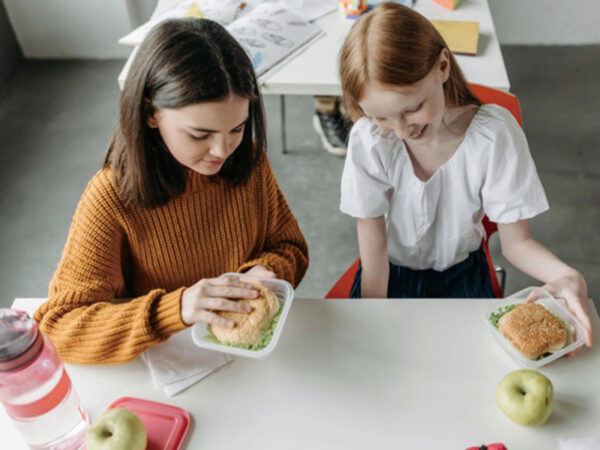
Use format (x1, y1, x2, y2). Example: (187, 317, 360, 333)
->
(312, 111, 351, 157)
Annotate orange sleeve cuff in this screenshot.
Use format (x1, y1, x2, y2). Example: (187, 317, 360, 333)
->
(151, 287, 189, 337)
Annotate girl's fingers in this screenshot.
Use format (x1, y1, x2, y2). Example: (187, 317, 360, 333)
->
(564, 296, 593, 348)
(238, 275, 263, 287)
(555, 286, 593, 348)
(210, 276, 256, 291)
(244, 266, 276, 279)
(200, 297, 253, 313)
(527, 284, 593, 348)
(197, 309, 236, 329)
(261, 270, 276, 278)
(207, 285, 258, 300)
(525, 288, 543, 303)
(525, 285, 555, 303)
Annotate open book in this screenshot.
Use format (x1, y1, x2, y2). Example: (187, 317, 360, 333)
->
(227, 4, 322, 76)
(119, 0, 323, 77)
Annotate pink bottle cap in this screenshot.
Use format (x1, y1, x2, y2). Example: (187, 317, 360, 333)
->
(0, 309, 43, 372)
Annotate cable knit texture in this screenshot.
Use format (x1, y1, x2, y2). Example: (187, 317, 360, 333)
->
(34, 156, 309, 365)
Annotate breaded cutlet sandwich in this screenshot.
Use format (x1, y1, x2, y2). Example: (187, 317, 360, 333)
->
(212, 285, 280, 346)
(498, 303, 568, 359)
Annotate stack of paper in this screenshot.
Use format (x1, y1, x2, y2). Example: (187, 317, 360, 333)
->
(431, 20, 480, 56)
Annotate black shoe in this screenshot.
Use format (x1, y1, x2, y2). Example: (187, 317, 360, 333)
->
(312, 111, 351, 157)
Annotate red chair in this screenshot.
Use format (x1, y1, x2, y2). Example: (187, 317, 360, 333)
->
(325, 84, 522, 299)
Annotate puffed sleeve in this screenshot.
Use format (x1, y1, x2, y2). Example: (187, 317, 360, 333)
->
(340, 118, 393, 218)
(481, 106, 549, 223)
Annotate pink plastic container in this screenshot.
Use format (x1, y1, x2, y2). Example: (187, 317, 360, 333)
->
(0, 309, 88, 449)
(108, 397, 191, 450)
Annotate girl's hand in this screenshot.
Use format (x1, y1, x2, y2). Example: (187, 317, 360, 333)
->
(180, 276, 259, 327)
(526, 271, 593, 353)
(244, 265, 276, 279)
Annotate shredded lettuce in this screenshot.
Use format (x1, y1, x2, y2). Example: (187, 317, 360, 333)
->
(489, 303, 518, 328)
(555, 315, 574, 347)
(205, 299, 283, 351)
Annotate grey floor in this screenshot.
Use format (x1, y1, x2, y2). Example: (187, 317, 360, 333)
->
(0, 46, 598, 312)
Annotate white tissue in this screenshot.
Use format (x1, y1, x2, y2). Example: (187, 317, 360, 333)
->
(558, 437, 600, 450)
(141, 328, 233, 396)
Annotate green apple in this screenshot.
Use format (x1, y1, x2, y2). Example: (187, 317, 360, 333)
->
(496, 369, 553, 426)
(87, 408, 147, 450)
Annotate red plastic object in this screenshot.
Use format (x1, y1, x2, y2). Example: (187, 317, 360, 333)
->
(340, 0, 368, 16)
(469, 84, 523, 126)
(482, 216, 503, 299)
(434, 0, 461, 10)
(108, 397, 191, 450)
(325, 258, 360, 299)
(466, 444, 507, 450)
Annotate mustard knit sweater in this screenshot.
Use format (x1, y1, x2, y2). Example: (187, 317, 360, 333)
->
(34, 156, 309, 365)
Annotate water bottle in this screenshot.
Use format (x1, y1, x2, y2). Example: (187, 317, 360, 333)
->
(0, 309, 88, 449)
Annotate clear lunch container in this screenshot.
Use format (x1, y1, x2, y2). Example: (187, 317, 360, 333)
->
(191, 273, 295, 359)
(483, 287, 587, 369)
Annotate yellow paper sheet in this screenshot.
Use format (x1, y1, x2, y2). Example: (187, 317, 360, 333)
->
(431, 20, 479, 56)
(186, 2, 204, 19)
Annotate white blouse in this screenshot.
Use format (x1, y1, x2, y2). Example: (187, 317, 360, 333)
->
(340, 104, 549, 271)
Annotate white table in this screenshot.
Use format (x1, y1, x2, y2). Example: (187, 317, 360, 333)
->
(4, 297, 599, 449)
(260, 0, 510, 95)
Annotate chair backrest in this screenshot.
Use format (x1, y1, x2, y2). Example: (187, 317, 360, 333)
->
(482, 216, 502, 298)
(470, 84, 522, 298)
(469, 84, 522, 126)
(324, 85, 522, 299)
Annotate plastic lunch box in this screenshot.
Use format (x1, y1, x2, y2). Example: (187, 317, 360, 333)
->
(108, 397, 190, 450)
(483, 287, 587, 368)
(191, 273, 294, 359)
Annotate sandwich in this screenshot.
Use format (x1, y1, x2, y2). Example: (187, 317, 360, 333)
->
(497, 303, 568, 360)
(211, 285, 281, 348)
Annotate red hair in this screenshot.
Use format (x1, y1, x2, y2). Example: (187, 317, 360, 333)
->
(339, 2, 480, 121)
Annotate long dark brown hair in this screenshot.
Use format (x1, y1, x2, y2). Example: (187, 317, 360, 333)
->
(340, 2, 481, 121)
(104, 18, 266, 208)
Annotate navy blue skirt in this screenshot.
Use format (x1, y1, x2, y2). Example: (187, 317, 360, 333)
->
(350, 245, 495, 298)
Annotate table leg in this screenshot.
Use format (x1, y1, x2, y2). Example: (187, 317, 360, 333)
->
(281, 94, 287, 154)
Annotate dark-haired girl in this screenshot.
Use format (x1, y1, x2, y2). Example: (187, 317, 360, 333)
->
(34, 19, 309, 365)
